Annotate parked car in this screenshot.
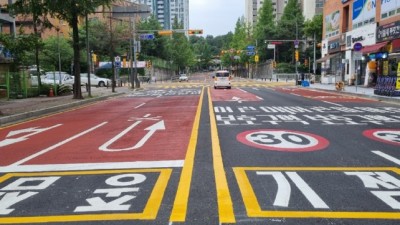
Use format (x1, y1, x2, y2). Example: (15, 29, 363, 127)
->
(80, 73, 111, 87)
(42, 72, 74, 86)
(179, 74, 189, 82)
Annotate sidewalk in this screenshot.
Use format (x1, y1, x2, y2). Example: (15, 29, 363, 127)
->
(0, 86, 129, 126)
(307, 82, 400, 104)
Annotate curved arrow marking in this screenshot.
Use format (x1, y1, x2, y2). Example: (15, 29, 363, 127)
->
(99, 120, 165, 152)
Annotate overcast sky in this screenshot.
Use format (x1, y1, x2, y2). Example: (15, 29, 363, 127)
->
(189, 0, 244, 37)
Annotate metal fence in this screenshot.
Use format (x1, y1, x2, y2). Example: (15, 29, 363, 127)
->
(0, 72, 39, 100)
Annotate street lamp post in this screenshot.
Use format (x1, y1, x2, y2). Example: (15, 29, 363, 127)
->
(86, 13, 92, 97)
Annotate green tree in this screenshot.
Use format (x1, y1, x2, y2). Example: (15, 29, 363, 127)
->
(253, 0, 276, 61)
(40, 36, 73, 72)
(303, 14, 323, 42)
(137, 16, 169, 60)
(190, 36, 213, 70)
(167, 18, 194, 74)
(46, 0, 113, 99)
(276, 0, 304, 63)
(0, 33, 40, 69)
(10, 0, 52, 85)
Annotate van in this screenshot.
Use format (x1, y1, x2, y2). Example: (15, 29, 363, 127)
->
(213, 70, 231, 89)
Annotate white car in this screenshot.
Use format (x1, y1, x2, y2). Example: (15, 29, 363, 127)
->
(213, 70, 231, 89)
(42, 72, 74, 86)
(80, 73, 111, 87)
(179, 74, 189, 82)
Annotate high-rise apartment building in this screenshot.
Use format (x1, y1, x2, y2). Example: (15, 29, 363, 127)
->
(245, 0, 288, 27)
(300, 0, 326, 21)
(131, 0, 188, 30)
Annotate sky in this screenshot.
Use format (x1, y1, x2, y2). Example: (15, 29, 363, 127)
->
(189, 0, 244, 37)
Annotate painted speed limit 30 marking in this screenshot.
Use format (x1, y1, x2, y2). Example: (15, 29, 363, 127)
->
(363, 129, 400, 146)
(0, 169, 171, 223)
(237, 129, 329, 152)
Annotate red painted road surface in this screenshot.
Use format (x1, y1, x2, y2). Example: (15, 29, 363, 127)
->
(0, 96, 199, 166)
(210, 88, 261, 102)
(275, 87, 376, 103)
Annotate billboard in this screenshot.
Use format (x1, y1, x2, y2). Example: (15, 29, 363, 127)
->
(352, 0, 376, 28)
(325, 10, 340, 38)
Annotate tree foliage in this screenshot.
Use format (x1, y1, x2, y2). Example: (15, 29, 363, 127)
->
(46, 0, 113, 99)
(254, 0, 276, 61)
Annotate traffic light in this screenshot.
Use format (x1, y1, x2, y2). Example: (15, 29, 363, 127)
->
(295, 50, 299, 61)
(304, 58, 308, 66)
(188, 29, 203, 35)
(272, 60, 277, 68)
(157, 30, 173, 36)
(135, 52, 140, 60)
(92, 53, 97, 63)
(146, 60, 152, 68)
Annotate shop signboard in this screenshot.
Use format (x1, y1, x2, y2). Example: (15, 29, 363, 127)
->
(328, 38, 340, 53)
(397, 63, 400, 90)
(325, 10, 340, 38)
(352, 0, 376, 28)
(381, 0, 399, 19)
(377, 21, 400, 42)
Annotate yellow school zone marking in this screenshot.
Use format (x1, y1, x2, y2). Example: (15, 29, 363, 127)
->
(234, 167, 400, 219)
(0, 169, 171, 224)
(208, 87, 236, 223)
(170, 87, 204, 222)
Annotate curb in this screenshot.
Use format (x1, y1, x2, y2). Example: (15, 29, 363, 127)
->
(308, 87, 400, 105)
(0, 92, 124, 127)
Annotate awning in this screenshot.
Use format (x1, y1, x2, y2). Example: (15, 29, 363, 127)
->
(391, 39, 400, 52)
(316, 53, 340, 63)
(361, 42, 388, 54)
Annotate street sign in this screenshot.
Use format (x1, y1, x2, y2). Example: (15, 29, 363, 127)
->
(354, 51, 362, 60)
(115, 56, 121, 62)
(353, 42, 363, 51)
(247, 45, 255, 51)
(246, 51, 255, 56)
(267, 44, 275, 49)
(139, 34, 155, 40)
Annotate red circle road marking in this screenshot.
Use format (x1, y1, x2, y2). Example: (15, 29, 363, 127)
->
(237, 129, 330, 152)
(363, 129, 400, 146)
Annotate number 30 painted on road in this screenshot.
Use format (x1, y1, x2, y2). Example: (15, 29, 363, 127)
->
(237, 129, 330, 152)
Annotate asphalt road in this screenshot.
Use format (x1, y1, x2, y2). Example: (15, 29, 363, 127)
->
(0, 79, 400, 224)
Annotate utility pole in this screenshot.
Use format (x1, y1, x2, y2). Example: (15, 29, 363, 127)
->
(313, 32, 316, 75)
(295, 21, 298, 77)
(85, 14, 92, 97)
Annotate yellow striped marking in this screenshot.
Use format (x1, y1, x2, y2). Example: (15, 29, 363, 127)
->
(234, 167, 400, 219)
(208, 87, 236, 223)
(169, 87, 205, 222)
(0, 169, 171, 223)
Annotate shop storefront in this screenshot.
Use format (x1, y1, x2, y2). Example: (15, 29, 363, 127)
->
(317, 38, 343, 84)
(372, 21, 400, 96)
(345, 23, 377, 85)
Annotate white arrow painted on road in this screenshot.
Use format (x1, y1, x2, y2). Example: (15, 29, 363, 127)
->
(230, 96, 243, 103)
(99, 120, 165, 152)
(0, 124, 62, 148)
(133, 120, 165, 149)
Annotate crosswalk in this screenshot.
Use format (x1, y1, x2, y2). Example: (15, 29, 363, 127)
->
(142, 81, 293, 89)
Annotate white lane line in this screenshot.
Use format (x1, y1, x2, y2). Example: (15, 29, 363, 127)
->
(10, 122, 108, 166)
(372, 151, 400, 166)
(135, 103, 146, 109)
(0, 160, 184, 172)
(322, 101, 343, 106)
(290, 93, 301, 97)
(238, 88, 248, 93)
(256, 96, 263, 100)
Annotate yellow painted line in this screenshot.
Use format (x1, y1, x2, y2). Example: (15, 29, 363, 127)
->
(208, 87, 236, 223)
(0, 169, 171, 223)
(234, 167, 400, 219)
(169, 87, 204, 222)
